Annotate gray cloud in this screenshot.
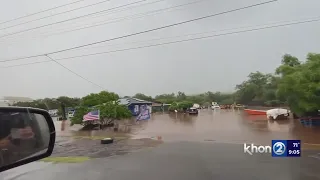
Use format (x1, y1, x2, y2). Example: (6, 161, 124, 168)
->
(0, 0, 319, 98)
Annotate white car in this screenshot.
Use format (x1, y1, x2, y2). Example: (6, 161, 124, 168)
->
(211, 105, 221, 109)
(68, 111, 75, 118)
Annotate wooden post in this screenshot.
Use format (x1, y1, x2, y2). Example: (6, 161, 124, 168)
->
(114, 120, 119, 132)
(61, 120, 66, 131)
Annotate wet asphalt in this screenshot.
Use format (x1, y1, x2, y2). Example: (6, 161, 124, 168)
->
(1, 141, 320, 180)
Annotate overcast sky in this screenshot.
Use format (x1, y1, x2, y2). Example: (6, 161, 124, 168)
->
(0, 0, 319, 99)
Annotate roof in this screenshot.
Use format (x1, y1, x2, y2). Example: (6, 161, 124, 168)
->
(118, 97, 152, 105)
(152, 102, 171, 107)
(152, 102, 162, 107)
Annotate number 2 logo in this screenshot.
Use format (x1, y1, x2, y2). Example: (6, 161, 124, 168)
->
(273, 142, 286, 155)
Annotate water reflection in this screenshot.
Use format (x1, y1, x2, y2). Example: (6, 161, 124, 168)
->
(54, 110, 320, 146)
(132, 109, 320, 145)
(168, 113, 196, 125)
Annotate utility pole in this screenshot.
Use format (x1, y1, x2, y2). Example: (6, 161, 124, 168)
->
(52, 98, 67, 131)
(60, 103, 67, 131)
(60, 103, 67, 120)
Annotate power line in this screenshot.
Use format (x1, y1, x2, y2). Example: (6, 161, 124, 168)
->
(0, 0, 151, 39)
(0, 0, 87, 25)
(52, 18, 320, 60)
(45, 55, 106, 90)
(2, 16, 318, 69)
(0, 0, 199, 46)
(74, 0, 165, 21)
(63, 16, 320, 51)
(45, 0, 210, 37)
(0, 0, 278, 62)
(0, 0, 113, 31)
(0, 0, 166, 46)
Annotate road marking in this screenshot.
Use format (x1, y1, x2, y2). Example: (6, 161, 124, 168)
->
(309, 153, 320, 160)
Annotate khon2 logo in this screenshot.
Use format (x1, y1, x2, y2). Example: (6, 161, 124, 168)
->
(244, 140, 301, 157)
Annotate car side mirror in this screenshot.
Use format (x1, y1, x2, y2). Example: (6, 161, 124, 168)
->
(0, 107, 55, 172)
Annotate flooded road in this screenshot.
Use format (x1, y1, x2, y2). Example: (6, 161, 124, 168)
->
(131, 109, 320, 148)
(2, 110, 320, 180)
(52, 109, 320, 158)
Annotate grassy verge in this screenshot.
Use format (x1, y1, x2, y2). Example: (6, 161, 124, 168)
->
(40, 156, 91, 163)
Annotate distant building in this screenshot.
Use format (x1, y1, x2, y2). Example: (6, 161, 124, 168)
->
(118, 97, 152, 116)
(151, 101, 171, 112)
(1, 96, 33, 106)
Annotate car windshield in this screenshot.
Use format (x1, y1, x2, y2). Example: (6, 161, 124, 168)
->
(1, 0, 320, 179)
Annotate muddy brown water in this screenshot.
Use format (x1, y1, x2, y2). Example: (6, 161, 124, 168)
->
(52, 109, 320, 158)
(130, 109, 320, 146)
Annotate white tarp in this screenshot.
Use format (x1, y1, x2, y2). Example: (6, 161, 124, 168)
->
(193, 104, 200, 108)
(266, 108, 289, 119)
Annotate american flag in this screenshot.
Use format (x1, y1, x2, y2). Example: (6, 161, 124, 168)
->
(83, 110, 100, 121)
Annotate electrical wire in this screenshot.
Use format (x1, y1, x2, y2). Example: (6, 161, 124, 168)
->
(45, 55, 106, 90)
(51, 18, 320, 60)
(0, 0, 151, 39)
(45, 0, 210, 37)
(0, 0, 279, 62)
(0, 0, 201, 46)
(2, 16, 318, 69)
(0, 0, 87, 25)
(0, 0, 113, 31)
(78, 16, 319, 51)
(0, 0, 166, 46)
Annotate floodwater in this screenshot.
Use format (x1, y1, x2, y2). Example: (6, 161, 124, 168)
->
(54, 109, 320, 150)
(130, 109, 320, 148)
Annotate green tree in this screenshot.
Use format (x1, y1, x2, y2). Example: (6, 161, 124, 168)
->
(168, 102, 179, 111)
(97, 102, 132, 120)
(203, 91, 234, 104)
(155, 93, 176, 104)
(81, 91, 119, 107)
(71, 102, 131, 125)
(220, 98, 234, 105)
(235, 82, 257, 104)
(12, 99, 51, 109)
(177, 101, 193, 110)
(71, 106, 89, 125)
(177, 91, 187, 101)
(276, 53, 320, 115)
(234, 72, 280, 105)
(168, 101, 193, 112)
(186, 93, 206, 105)
(56, 96, 81, 107)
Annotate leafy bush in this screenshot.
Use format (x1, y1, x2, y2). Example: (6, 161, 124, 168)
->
(81, 91, 119, 107)
(71, 102, 131, 125)
(96, 102, 131, 120)
(169, 101, 193, 112)
(71, 106, 89, 125)
(169, 102, 179, 111)
(177, 101, 193, 110)
(264, 100, 282, 107)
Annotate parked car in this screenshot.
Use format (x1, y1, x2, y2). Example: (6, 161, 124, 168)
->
(67, 110, 75, 118)
(187, 107, 198, 115)
(211, 105, 221, 109)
